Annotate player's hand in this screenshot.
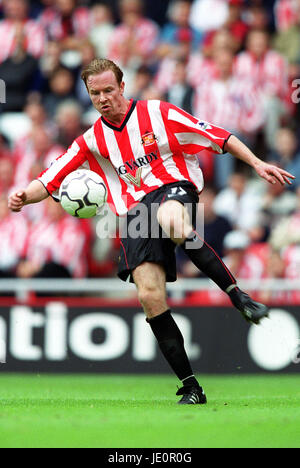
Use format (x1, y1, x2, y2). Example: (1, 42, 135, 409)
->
(8, 190, 27, 212)
(254, 162, 295, 186)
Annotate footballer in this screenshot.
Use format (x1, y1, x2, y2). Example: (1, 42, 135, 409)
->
(8, 59, 295, 404)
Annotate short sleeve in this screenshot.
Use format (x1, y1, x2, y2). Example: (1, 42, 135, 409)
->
(160, 101, 232, 155)
(38, 138, 89, 200)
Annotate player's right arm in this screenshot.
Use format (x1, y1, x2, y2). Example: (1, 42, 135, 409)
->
(9, 137, 91, 213)
(8, 180, 49, 213)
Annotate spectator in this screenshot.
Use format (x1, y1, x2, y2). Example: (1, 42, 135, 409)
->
(282, 244, 300, 281)
(193, 49, 264, 188)
(203, 0, 249, 54)
(235, 29, 290, 150)
(89, 2, 115, 58)
(244, 4, 270, 31)
(24, 98, 48, 127)
(199, 186, 233, 257)
(140, 85, 164, 101)
(269, 127, 300, 188)
(108, 0, 160, 67)
(177, 186, 233, 277)
(0, 0, 45, 63)
(189, 0, 229, 34)
(258, 247, 297, 304)
(43, 66, 75, 117)
(156, 25, 231, 95)
(213, 172, 264, 231)
(195, 149, 215, 185)
(222, 230, 265, 279)
(90, 207, 121, 278)
(40, 40, 64, 83)
(75, 40, 97, 110)
(269, 187, 300, 303)
(0, 157, 15, 196)
(12, 98, 56, 167)
(17, 197, 90, 279)
(274, 0, 299, 31)
(13, 124, 64, 189)
(0, 133, 12, 160)
(274, 0, 300, 65)
(194, 48, 264, 139)
(165, 59, 195, 114)
(0, 194, 29, 278)
(55, 99, 84, 147)
(260, 174, 298, 232)
(39, 0, 90, 46)
(265, 250, 286, 279)
(187, 29, 233, 88)
(269, 186, 300, 249)
(204, 25, 240, 56)
(157, 0, 202, 59)
(154, 26, 193, 94)
(0, 24, 39, 112)
(130, 65, 153, 100)
(223, 0, 249, 48)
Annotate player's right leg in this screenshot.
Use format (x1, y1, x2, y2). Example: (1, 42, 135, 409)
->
(132, 262, 207, 405)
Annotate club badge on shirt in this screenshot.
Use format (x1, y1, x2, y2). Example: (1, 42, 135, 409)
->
(141, 132, 157, 147)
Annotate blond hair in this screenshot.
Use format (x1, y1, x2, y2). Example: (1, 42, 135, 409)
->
(81, 58, 123, 90)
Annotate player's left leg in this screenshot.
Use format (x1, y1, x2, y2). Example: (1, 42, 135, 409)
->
(133, 262, 207, 405)
(157, 200, 269, 324)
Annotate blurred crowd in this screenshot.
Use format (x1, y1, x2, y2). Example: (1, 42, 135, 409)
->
(0, 0, 299, 287)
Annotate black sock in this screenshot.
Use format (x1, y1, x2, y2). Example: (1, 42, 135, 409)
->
(181, 231, 237, 292)
(147, 310, 199, 386)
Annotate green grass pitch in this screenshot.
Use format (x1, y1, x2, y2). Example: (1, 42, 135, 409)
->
(0, 374, 300, 448)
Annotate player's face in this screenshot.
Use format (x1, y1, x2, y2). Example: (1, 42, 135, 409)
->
(87, 71, 126, 122)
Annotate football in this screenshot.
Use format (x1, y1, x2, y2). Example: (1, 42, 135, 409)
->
(59, 169, 107, 218)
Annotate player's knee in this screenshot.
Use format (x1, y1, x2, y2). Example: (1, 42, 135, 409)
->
(157, 201, 181, 234)
(138, 286, 166, 316)
(138, 286, 160, 307)
(157, 201, 180, 225)
(157, 201, 191, 244)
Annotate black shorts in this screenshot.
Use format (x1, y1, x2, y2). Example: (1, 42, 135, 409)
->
(117, 181, 199, 283)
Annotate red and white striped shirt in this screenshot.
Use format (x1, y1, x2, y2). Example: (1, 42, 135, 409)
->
(223, 251, 266, 280)
(155, 54, 217, 93)
(281, 244, 300, 303)
(14, 140, 64, 189)
(274, 0, 298, 31)
(193, 77, 265, 136)
(23, 215, 89, 278)
(38, 6, 90, 41)
(38, 100, 231, 216)
(186, 54, 218, 89)
(0, 213, 28, 270)
(0, 19, 45, 63)
(282, 245, 300, 280)
(108, 18, 159, 63)
(234, 50, 289, 102)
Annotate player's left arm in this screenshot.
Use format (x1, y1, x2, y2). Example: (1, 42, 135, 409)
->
(224, 135, 295, 186)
